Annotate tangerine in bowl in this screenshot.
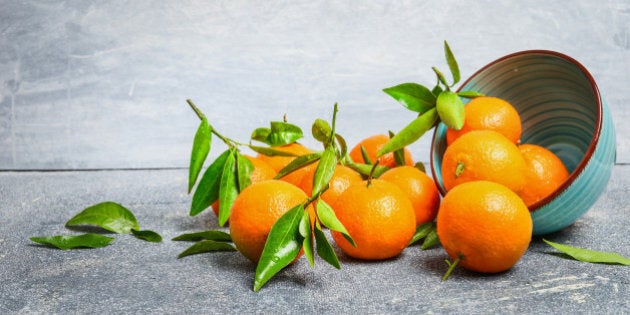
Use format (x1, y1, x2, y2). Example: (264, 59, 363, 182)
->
(430, 50, 616, 235)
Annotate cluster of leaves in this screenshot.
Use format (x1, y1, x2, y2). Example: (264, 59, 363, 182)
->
(377, 41, 484, 158)
(30, 202, 161, 250)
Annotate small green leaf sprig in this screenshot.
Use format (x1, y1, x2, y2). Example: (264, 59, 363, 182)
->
(186, 100, 304, 226)
(30, 201, 162, 250)
(377, 41, 484, 158)
(254, 103, 356, 291)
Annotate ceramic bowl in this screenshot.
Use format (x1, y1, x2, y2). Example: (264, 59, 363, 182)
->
(430, 50, 616, 235)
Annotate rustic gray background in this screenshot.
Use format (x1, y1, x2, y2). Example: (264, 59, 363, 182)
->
(1, 0, 628, 170)
(1, 1, 629, 314)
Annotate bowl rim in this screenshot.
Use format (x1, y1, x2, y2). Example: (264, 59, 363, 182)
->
(430, 49, 603, 212)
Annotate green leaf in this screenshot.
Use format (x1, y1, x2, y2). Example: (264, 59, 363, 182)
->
(251, 127, 271, 143)
(312, 119, 332, 145)
(299, 211, 314, 267)
(414, 162, 426, 173)
(254, 204, 305, 291)
(316, 200, 355, 247)
(409, 222, 435, 245)
(177, 240, 236, 258)
(458, 90, 485, 98)
(444, 40, 460, 85)
(190, 150, 231, 216)
(236, 153, 254, 192)
(30, 234, 115, 250)
(432, 67, 449, 88)
(312, 147, 337, 196)
(436, 91, 465, 130)
(314, 223, 341, 269)
(377, 108, 439, 157)
(266, 121, 303, 146)
(248, 145, 299, 157)
(383, 83, 436, 113)
(66, 202, 139, 234)
(188, 118, 212, 193)
(360, 145, 372, 164)
(131, 229, 162, 243)
(346, 162, 390, 179)
(218, 151, 239, 226)
(421, 228, 440, 250)
(172, 230, 232, 242)
(432, 84, 443, 97)
(389, 131, 406, 167)
(334, 133, 348, 158)
(543, 239, 630, 265)
(275, 153, 321, 180)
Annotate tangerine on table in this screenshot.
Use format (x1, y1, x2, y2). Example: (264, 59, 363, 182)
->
(212, 155, 277, 218)
(229, 180, 313, 263)
(349, 134, 414, 168)
(518, 144, 570, 209)
(441, 130, 527, 194)
(446, 96, 522, 145)
(298, 164, 363, 204)
(330, 179, 416, 260)
(436, 181, 532, 273)
(379, 166, 440, 225)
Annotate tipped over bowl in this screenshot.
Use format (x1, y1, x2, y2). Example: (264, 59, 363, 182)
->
(430, 50, 616, 235)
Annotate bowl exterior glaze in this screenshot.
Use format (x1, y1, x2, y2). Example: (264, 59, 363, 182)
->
(430, 51, 616, 235)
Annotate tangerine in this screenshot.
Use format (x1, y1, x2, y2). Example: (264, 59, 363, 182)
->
(441, 130, 527, 193)
(298, 164, 363, 204)
(229, 180, 312, 262)
(330, 179, 416, 260)
(436, 181, 532, 273)
(212, 155, 277, 218)
(446, 96, 522, 145)
(349, 134, 414, 168)
(379, 166, 440, 225)
(518, 144, 570, 208)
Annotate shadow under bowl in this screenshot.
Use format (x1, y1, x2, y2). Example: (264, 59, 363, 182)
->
(430, 50, 616, 235)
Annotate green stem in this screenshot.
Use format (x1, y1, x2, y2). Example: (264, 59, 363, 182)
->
(366, 159, 380, 188)
(442, 253, 463, 281)
(329, 103, 339, 145)
(186, 99, 247, 149)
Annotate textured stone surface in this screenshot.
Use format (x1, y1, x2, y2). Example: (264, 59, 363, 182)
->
(0, 0, 629, 169)
(0, 168, 628, 313)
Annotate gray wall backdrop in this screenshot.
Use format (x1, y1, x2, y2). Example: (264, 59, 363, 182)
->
(1, 0, 628, 170)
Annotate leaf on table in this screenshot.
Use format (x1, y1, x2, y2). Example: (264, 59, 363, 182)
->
(65, 201, 139, 234)
(30, 234, 114, 250)
(177, 240, 236, 258)
(543, 239, 630, 265)
(172, 230, 232, 242)
(131, 229, 163, 243)
(409, 222, 435, 246)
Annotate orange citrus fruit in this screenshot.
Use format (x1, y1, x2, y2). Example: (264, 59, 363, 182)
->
(349, 134, 414, 168)
(436, 181, 532, 273)
(298, 164, 363, 204)
(229, 180, 312, 262)
(212, 155, 277, 218)
(379, 166, 440, 225)
(441, 130, 527, 193)
(446, 96, 522, 145)
(518, 144, 570, 208)
(330, 179, 416, 260)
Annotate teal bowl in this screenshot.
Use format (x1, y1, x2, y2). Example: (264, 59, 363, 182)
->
(430, 50, 616, 235)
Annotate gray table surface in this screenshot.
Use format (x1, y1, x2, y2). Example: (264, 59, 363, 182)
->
(1, 1, 629, 314)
